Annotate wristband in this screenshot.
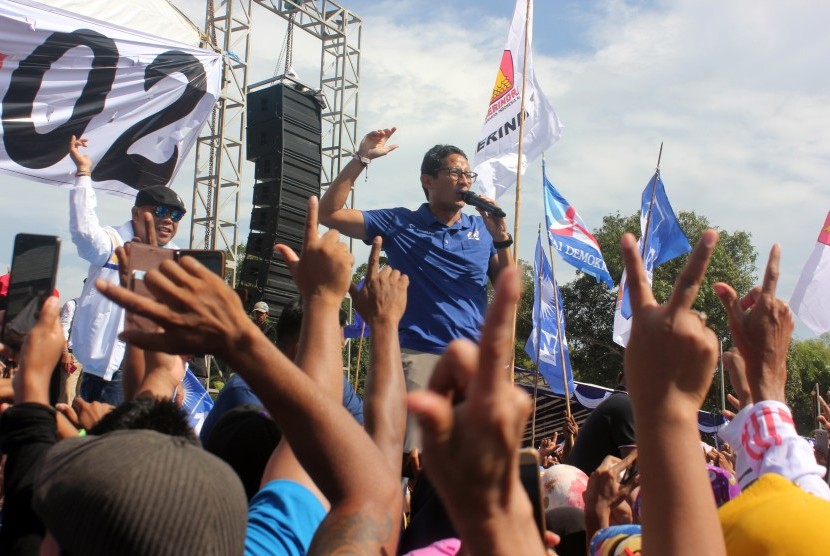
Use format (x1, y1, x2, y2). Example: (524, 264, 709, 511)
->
(493, 233, 513, 249)
(75, 171, 90, 177)
(353, 154, 370, 167)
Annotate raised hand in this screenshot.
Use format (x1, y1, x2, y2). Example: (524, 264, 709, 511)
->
(274, 196, 353, 305)
(69, 135, 91, 173)
(713, 245, 793, 403)
(584, 451, 639, 525)
(539, 435, 558, 459)
(349, 236, 408, 326)
(96, 254, 254, 359)
(623, 229, 720, 414)
(620, 229, 727, 556)
(357, 127, 399, 160)
(12, 297, 64, 406)
(407, 266, 545, 555)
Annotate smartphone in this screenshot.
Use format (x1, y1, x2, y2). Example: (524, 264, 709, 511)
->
(126, 242, 175, 331)
(3, 234, 60, 349)
(621, 460, 639, 486)
(518, 448, 546, 537)
(176, 249, 225, 276)
(816, 429, 829, 459)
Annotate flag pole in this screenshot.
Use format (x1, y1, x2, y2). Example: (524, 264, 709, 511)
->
(508, 0, 533, 385)
(512, 0, 532, 261)
(640, 142, 664, 259)
(353, 322, 366, 392)
(718, 339, 726, 412)
(531, 224, 542, 446)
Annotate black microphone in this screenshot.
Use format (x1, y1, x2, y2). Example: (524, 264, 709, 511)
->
(460, 190, 507, 218)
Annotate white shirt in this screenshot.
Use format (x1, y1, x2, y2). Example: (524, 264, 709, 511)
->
(68, 175, 177, 380)
(719, 400, 830, 500)
(59, 298, 77, 348)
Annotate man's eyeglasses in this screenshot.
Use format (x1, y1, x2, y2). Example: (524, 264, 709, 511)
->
(153, 205, 185, 222)
(437, 167, 478, 183)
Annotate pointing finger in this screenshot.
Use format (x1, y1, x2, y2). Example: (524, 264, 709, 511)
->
(667, 229, 718, 314)
(620, 233, 655, 313)
(366, 236, 382, 282)
(761, 244, 781, 295)
(304, 196, 320, 245)
(471, 265, 520, 395)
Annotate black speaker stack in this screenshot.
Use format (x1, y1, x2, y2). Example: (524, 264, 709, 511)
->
(240, 82, 322, 320)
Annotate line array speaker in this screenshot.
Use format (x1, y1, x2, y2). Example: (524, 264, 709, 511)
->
(241, 82, 323, 320)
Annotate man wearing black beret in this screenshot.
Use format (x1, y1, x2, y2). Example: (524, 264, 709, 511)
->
(67, 136, 186, 405)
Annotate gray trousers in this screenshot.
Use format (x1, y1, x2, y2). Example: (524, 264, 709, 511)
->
(401, 348, 442, 453)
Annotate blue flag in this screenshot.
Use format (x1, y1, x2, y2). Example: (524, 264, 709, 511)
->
(181, 368, 214, 435)
(543, 164, 613, 288)
(344, 280, 371, 339)
(525, 235, 575, 396)
(613, 173, 691, 346)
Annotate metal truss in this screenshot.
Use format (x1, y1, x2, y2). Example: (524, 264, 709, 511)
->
(252, 0, 363, 190)
(190, 0, 252, 287)
(191, 0, 361, 277)
(191, 0, 361, 385)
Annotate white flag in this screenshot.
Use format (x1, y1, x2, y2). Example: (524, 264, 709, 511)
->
(0, 0, 222, 197)
(790, 212, 830, 336)
(473, 0, 562, 200)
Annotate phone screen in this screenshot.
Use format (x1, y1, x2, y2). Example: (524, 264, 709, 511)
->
(3, 234, 60, 348)
(519, 449, 545, 537)
(176, 250, 225, 276)
(126, 243, 175, 332)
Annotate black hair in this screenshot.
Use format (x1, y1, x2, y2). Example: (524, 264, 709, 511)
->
(276, 298, 303, 347)
(88, 397, 198, 445)
(420, 144, 468, 200)
(276, 297, 348, 347)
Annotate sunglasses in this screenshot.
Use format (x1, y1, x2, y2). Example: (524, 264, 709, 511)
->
(153, 205, 185, 222)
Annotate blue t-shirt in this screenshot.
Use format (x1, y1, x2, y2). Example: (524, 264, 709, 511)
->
(201, 374, 364, 443)
(245, 479, 326, 555)
(363, 204, 496, 354)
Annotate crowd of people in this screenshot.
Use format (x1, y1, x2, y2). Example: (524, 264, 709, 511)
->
(0, 131, 828, 555)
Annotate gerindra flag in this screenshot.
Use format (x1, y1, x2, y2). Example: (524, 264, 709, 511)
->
(612, 173, 691, 347)
(790, 212, 830, 335)
(543, 164, 613, 287)
(525, 235, 574, 396)
(0, 0, 222, 197)
(473, 0, 562, 199)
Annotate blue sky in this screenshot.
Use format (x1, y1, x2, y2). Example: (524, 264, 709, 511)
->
(1, 0, 828, 339)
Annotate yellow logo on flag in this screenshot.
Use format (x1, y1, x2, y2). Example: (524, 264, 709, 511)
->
(489, 50, 515, 104)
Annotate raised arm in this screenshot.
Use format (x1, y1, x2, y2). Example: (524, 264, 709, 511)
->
(714, 246, 830, 498)
(621, 229, 725, 556)
(0, 297, 64, 552)
(257, 196, 357, 507)
(68, 136, 115, 266)
(407, 266, 547, 556)
(350, 236, 409, 471)
(318, 127, 398, 240)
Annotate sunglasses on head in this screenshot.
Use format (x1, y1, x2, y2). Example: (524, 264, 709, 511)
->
(153, 205, 185, 222)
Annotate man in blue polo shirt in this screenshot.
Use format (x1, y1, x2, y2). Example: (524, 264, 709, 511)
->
(319, 127, 514, 453)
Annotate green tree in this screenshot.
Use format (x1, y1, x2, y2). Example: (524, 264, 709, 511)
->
(786, 335, 830, 434)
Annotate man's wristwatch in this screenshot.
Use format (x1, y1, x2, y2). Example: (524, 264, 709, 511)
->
(493, 233, 513, 249)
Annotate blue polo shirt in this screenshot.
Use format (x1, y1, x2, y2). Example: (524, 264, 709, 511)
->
(363, 204, 496, 354)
